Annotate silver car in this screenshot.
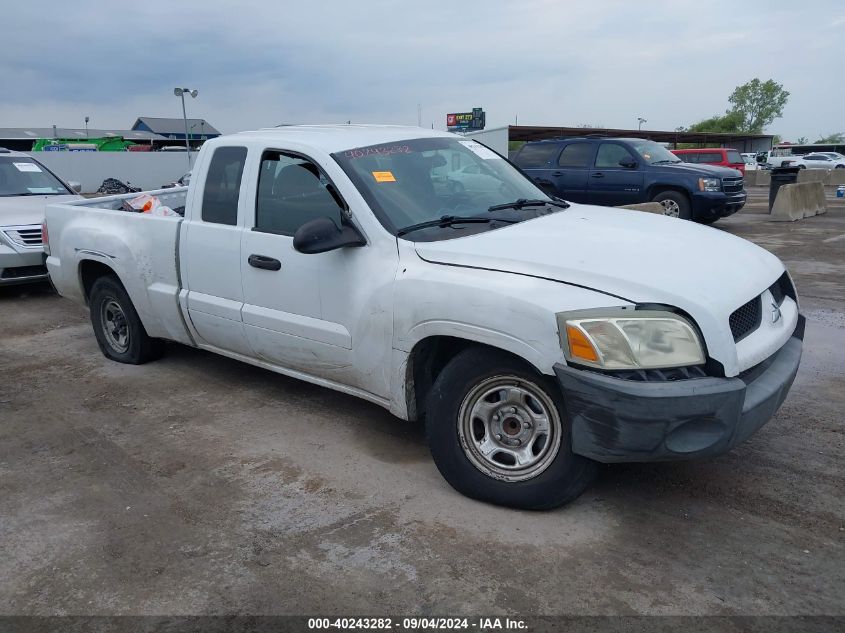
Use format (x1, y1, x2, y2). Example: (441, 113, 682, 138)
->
(0, 149, 81, 285)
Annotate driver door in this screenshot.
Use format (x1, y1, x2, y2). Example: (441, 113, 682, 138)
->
(240, 150, 353, 378)
(587, 142, 644, 206)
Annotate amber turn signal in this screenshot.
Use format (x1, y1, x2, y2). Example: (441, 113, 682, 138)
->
(566, 325, 599, 363)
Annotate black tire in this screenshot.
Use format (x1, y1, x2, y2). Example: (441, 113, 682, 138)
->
(89, 275, 164, 364)
(798, 165, 806, 170)
(652, 190, 692, 220)
(425, 347, 596, 510)
(835, 165, 845, 169)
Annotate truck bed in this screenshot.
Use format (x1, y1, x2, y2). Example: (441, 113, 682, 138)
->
(45, 187, 195, 346)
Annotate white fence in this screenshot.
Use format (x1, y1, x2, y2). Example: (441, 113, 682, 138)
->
(26, 151, 199, 193)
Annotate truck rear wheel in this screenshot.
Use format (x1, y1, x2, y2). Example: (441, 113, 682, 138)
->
(425, 347, 596, 510)
(89, 276, 164, 364)
(652, 190, 692, 220)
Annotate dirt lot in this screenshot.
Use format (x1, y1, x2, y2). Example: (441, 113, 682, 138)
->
(1, 195, 843, 617)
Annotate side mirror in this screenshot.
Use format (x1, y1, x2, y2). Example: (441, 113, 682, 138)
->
(68, 181, 82, 193)
(293, 216, 366, 254)
(618, 159, 638, 169)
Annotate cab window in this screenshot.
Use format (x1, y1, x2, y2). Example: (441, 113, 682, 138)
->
(255, 151, 345, 236)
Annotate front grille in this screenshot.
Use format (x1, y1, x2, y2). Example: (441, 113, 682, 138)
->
(730, 296, 762, 342)
(722, 177, 744, 194)
(769, 271, 796, 306)
(0, 265, 48, 279)
(3, 225, 43, 248)
(604, 365, 708, 382)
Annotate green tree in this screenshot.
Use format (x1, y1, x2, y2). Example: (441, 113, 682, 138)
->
(815, 132, 845, 144)
(727, 78, 790, 133)
(686, 111, 744, 134)
(796, 136, 809, 144)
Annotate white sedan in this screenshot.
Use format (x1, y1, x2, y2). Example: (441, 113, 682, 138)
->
(447, 163, 507, 194)
(794, 153, 845, 170)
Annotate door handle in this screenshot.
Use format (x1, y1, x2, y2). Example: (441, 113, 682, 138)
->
(591, 172, 605, 178)
(248, 254, 282, 271)
(552, 171, 564, 177)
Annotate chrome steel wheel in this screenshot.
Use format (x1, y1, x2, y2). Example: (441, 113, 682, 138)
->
(100, 299, 130, 353)
(660, 199, 681, 217)
(457, 375, 562, 482)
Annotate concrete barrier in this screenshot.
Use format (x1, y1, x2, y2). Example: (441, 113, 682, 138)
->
(827, 169, 845, 185)
(797, 169, 828, 183)
(618, 202, 665, 214)
(744, 171, 758, 187)
(770, 182, 827, 221)
(756, 170, 771, 187)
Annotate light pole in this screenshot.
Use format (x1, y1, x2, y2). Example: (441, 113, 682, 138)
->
(637, 117, 647, 131)
(189, 119, 207, 142)
(174, 87, 198, 169)
(84, 116, 89, 137)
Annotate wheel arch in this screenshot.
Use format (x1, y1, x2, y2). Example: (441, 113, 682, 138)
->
(79, 259, 121, 305)
(646, 183, 692, 203)
(403, 333, 550, 423)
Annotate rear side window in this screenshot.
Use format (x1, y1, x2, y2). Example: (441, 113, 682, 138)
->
(557, 143, 594, 168)
(514, 143, 559, 168)
(201, 146, 247, 225)
(595, 144, 635, 168)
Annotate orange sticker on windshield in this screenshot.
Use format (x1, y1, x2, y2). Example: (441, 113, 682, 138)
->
(372, 171, 396, 183)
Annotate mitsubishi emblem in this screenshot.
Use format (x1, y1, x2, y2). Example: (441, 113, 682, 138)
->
(771, 301, 782, 324)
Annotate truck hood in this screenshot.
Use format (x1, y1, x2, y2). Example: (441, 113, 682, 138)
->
(413, 204, 784, 361)
(0, 194, 81, 227)
(653, 162, 742, 178)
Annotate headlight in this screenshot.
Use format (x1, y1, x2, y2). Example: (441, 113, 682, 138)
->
(699, 177, 721, 192)
(557, 309, 705, 370)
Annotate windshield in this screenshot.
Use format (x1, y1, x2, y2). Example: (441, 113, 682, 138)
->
(629, 141, 681, 164)
(0, 157, 70, 196)
(332, 136, 553, 240)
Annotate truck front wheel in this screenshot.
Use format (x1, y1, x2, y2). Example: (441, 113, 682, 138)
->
(426, 347, 596, 510)
(652, 190, 692, 220)
(89, 276, 164, 364)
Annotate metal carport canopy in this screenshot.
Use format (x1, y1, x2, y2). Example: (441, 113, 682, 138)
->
(507, 125, 774, 149)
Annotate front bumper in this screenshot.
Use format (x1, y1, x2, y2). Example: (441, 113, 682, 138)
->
(0, 242, 48, 285)
(554, 319, 803, 463)
(691, 191, 747, 218)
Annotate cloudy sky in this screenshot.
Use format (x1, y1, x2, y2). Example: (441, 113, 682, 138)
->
(2, 1, 841, 140)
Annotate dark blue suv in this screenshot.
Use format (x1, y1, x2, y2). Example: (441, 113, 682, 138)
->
(512, 137, 746, 223)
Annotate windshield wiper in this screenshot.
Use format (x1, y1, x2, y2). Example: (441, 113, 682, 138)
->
(396, 215, 516, 237)
(487, 198, 569, 213)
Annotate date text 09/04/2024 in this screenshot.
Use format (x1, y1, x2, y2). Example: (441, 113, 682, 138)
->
(307, 617, 528, 630)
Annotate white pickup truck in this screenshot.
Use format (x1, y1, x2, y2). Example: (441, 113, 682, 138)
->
(45, 125, 803, 509)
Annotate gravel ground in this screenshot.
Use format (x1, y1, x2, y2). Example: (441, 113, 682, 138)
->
(1, 197, 843, 617)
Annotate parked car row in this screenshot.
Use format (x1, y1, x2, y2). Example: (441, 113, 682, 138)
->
(511, 137, 745, 223)
(36, 126, 802, 510)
